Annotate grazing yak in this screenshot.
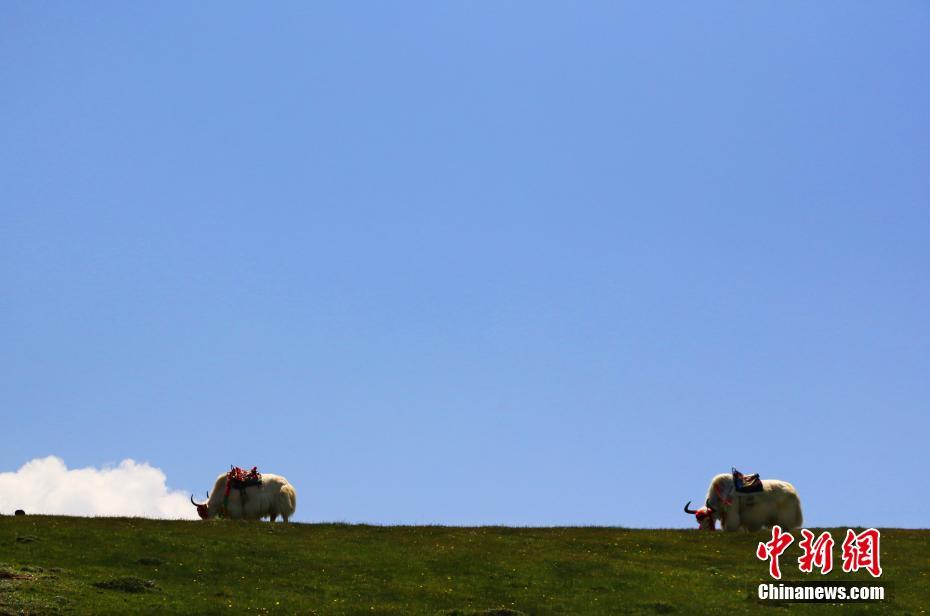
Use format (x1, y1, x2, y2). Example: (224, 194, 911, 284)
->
(191, 471, 297, 522)
(685, 471, 803, 531)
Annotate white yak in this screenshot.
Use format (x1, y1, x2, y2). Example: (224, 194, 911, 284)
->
(687, 473, 803, 531)
(191, 473, 296, 522)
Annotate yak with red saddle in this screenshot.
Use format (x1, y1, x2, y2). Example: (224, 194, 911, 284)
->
(190, 465, 297, 522)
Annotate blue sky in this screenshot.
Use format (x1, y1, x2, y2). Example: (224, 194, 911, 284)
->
(2, 2, 928, 527)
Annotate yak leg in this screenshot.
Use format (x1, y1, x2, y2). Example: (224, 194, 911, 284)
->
(282, 514, 289, 523)
(269, 512, 278, 522)
(722, 510, 742, 532)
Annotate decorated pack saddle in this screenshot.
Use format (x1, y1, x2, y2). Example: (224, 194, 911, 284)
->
(732, 467, 763, 493)
(228, 465, 262, 489)
(221, 466, 263, 516)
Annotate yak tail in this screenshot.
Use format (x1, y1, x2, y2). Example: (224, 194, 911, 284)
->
(784, 491, 804, 529)
(278, 483, 297, 519)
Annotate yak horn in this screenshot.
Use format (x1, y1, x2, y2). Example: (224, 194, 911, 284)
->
(191, 494, 204, 507)
(683, 501, 699, 514)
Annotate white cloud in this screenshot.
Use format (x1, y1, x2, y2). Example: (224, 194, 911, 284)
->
(0, 456, 198, 519)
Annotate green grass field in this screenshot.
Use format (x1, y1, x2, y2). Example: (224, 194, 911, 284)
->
(1, 516, 926, 614)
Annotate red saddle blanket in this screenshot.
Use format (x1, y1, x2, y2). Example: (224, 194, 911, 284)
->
(227, 466, 262, 489)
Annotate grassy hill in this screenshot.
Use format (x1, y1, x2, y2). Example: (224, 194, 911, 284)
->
(1, 516, 926, 614)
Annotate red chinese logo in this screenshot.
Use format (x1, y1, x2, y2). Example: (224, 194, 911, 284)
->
(756, 525, 795, 579)
(756, 527, 883, 578)
(797, 529, 834, 574)
(841, 528, 882, 578)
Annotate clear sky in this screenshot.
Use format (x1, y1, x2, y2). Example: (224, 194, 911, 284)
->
(2, 2, 928, 527)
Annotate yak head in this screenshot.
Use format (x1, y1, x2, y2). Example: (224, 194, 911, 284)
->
(688, 474, 736, 530)
(190, 493, 210, 520)
(683, 501, 716, 530)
